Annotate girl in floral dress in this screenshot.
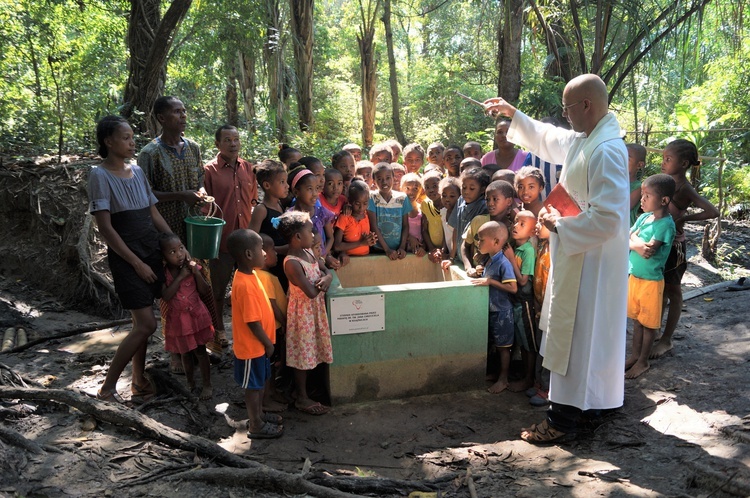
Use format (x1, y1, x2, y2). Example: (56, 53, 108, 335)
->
(275, 211, 333, 415)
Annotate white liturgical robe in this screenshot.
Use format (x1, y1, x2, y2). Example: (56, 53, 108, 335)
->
(508, 111, 629, 410)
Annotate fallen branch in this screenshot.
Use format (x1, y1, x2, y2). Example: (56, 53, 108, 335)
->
(168, 467, 365, 498)
(0, 386, 257, 469)
(1, 319, 132, 355)
(307, 471, 456, 494)
(0, 386, 415, 497)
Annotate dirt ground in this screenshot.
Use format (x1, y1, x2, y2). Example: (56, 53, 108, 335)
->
(1, 222, 750, 497)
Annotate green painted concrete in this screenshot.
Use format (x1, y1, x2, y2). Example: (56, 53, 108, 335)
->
(326, 255, 488, 403)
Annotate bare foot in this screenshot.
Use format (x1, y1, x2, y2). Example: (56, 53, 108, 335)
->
(488, 379, 509, 394)
(649, 339, 673, 359)
(263, 399, 287, 413)
(199, 385, 213, 400)
(625, 362, 650, 379)
(508, 379, 533, 393)
(485, 374, 499, 382)
(624, 356, 638, 370)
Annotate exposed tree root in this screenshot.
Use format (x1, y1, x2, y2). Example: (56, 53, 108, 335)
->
(1, 319, 132, 355)
(0, 386, 447, 497)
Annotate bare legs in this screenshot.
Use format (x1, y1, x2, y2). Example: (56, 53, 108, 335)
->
(651, 283, 681, 358)
(183, 346, 212, 399)
(626, 321, 655, 378)
(99, 307, 156, 396)
(488, 347, 511, 394)
(509, 350, 536, 392)
(245, 388, 265, 433)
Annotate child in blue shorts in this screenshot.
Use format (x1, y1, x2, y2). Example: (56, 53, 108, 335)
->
(227, 229, 283, 439)
(471, 221, 517, 394)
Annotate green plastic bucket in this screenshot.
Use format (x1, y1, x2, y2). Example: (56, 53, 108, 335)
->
(185, 216, 226, 259)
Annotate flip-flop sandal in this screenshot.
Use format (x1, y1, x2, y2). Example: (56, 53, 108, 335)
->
(295, 401, 330, 416)
(262, 413, 283, 424)
(131, 381, 156, 404)
(97, 389, 128, 405)
(247, 421, 284, 439)
(520, 419, 573, 444)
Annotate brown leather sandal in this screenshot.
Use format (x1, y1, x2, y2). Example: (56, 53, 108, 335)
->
(520, 419, 573, 444)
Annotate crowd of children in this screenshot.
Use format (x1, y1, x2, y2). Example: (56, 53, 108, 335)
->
(89, 110, 718, 440)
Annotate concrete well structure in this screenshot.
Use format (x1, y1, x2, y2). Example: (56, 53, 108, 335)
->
(326, 254, 488, 404)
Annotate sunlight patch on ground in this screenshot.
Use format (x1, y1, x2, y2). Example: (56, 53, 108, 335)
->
(643, 392, 745, 460)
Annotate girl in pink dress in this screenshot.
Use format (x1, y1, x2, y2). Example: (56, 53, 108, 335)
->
(159, 233, 214, 399)
(275, 211, 333, 415)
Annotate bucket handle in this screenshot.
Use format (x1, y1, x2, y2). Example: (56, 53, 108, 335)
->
(190, 198, 224, 220)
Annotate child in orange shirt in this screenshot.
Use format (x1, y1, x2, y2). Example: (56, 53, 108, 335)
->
(334, 180, 377, 256)
(228, 229, 283, 439)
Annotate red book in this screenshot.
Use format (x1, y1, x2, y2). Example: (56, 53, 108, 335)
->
(543, 183, 582, 218)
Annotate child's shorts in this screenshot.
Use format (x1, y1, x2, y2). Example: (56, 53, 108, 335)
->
(234, 355, 271, 390)
(513, 300, 539, 353)
(489, 308, 514, 348)
(627, 275, 664, 329)
(664, 240, 687, 286)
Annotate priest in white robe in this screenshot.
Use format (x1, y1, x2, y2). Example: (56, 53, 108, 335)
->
(484, 74, 629, 443)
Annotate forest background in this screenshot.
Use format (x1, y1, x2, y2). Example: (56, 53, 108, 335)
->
(1, 0, 749, 209)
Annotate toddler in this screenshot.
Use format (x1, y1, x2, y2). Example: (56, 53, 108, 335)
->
(508, 210, 538, 393)
(453, 167, 490, 269)
(401, 173, 426, 256)
(438, 176, 461, 262)
(652, 139, 719, 359)
(334, 180, 377, 256)
(159, 234, 214, 399)
(515, 166, 545, 216)
(627, 143, 646, 226)
(368, 162, 411, 260)
(420, 171, 444, 262)
(276, 211, 333, 415)
(227, 229, 283, 439)
(403, 143, 426, 174)
(626, 174, 676, 378)
(470, 221, 517, 394)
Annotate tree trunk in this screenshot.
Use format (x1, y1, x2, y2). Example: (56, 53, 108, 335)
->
(121, 0, 193, 137)
(264, 0, 288, 142)
(382, 0, 406, 145)
(496, 0, 524, 103)
(238, 51, 257, 131)
(357, 0, 381, 148)
(290, 0, 314, 132)
(226, 66, 239, 127)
